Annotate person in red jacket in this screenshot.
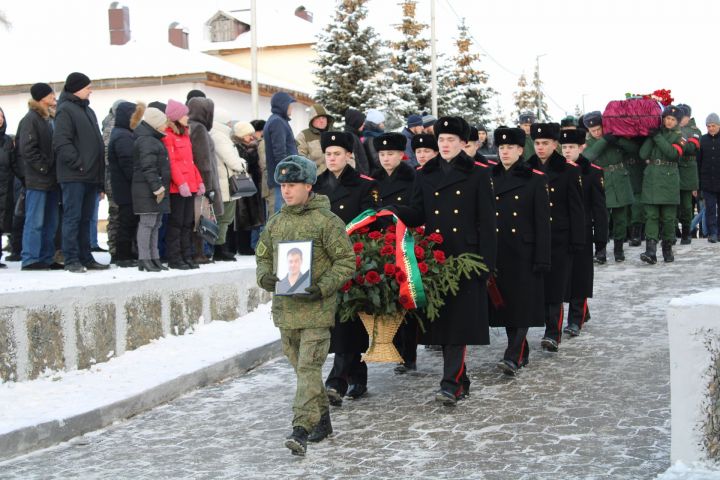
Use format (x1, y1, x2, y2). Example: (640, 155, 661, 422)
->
(163, 99, 205, 270)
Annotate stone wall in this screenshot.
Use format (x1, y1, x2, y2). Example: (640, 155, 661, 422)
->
(702, 338, 720, 460)
(0, 268, 271, 383)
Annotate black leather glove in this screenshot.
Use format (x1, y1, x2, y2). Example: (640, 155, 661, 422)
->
(533, 263, 551, 273)
(603, 133, 618, 145)
(297, 285, 322, 301)
(259, 274, 279, 291)
(205, 190, 215, 201)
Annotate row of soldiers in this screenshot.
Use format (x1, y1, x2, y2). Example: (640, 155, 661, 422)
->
(256, 103, 698, 454)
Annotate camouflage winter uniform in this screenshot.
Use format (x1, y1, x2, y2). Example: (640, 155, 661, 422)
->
(679, 119, 701, 228)
(101, 105, 120, 258)
(256, 192, 355, 431)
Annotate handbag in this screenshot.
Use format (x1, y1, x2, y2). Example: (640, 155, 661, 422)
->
(14, 190, 26, 218)
(228, 173, 257, 200)
(197, 197, 219, 245)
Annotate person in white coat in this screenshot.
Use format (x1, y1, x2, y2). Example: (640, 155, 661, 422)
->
(210, 120, 247, 261)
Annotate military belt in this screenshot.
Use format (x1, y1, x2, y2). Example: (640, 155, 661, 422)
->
(625, 158, 640, 166)
(605, 163, 626, 172)
(646, 159, 675, 166)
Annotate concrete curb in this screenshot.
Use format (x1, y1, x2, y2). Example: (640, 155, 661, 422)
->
(0, 339, 282, 462)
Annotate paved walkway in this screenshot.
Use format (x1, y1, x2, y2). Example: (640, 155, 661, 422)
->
(2, 241, 718, 480)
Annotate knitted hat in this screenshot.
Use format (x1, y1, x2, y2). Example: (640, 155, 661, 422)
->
(166, 99, 189, 122)
(706, 113, 720, 126)
(233, 122, 255, 138)
(30, 83, 53, 102)
(411, 133, 438, 151)
(422, 114, 438, 128)
(494, 127, 526, 147)
(274, 155, 317, 185)
(64, 72, 91, 93)
(530, 123, 561, 141)
(320, 131, 353, 152)
(373, 132, 407, 152)
(407, 114, 423, 128)
(365, 109, 385, 125)
(148, 101, 167, 113)
(143, 107, 167, 131)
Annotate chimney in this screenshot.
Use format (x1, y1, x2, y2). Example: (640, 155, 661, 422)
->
(168, 22, 189, 49)
(295, 6, 313, 23)
(108, 1, 130, 45)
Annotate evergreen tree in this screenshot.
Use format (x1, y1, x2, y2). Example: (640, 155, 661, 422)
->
(531, 62, 550, 121)
(436, 19, 494, 126)
(491, 98, 508, 129)
(313, 0, 384, 119)
(513, 73, 535, 124)
(383, 0, 432, 127)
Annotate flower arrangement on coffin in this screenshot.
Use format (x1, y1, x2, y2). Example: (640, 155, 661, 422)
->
(337, 209, 487, 363)
(624, 88, 674, 107)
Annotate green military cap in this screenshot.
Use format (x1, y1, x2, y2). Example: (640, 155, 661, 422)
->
(274, 155, 318, 185)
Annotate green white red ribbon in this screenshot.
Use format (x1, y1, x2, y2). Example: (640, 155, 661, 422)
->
(346, 209, 427, 310)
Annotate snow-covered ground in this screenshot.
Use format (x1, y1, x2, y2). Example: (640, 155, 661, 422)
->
(656, 461, 720, 479)
(0, 302, 277, 436)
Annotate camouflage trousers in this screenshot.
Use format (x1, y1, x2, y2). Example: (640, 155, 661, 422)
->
(280, 327, 331, 431)
(105, 170, 118, 258)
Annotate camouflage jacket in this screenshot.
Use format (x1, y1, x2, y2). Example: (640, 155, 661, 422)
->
(256, 193, 355, 329)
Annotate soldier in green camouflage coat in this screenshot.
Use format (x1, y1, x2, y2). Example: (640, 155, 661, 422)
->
(677, 104, 701, 244)
(638, 106, 685, 264)
(256, 155, 355, 456)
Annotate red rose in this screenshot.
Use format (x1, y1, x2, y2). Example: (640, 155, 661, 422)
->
(419, 240, 429, 248)
(384, 233, 396, 244)
(433, 250, 446, 264)
(428, 233, 444, 244)
(358, 227, 370, 234)
(380, 245, 395, 256)
(355, 256, 362, 268)
(384, 263, 396, 276)
(418, 262, 428, 274)
(399, 294, 411, 308)
(387, 225, 396, 233)
(395, 271, 407, 283)
(340, 281, 352, 293)
(353, 242, 364, 254)
(414, 246, 425, 259)
(415, 227, 426, 235)
(365, 270, 381, 284)
(355, 274, 365, 285)
(368, 231, 383, 240)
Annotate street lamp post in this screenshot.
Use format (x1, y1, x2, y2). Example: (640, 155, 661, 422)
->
(536, 53, 547, 121)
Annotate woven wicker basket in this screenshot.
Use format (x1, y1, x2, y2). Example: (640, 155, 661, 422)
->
(358, 311, 404, 363)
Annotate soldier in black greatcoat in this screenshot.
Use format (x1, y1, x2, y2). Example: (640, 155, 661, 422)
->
(526, 123, 585, 352)
(411, 133, 439, 168)
(463, 126, 492, 166)
(559, 129, 608, 336)
(393, 117, 497, 406)
(313, 131, 379, 405)
(489, 127, 551, 376)
(370, 132, 418, 373)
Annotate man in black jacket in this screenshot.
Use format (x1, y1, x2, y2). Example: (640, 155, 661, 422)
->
(16, 83, 62, 270)
(698, 113, 720, 243)
(53, 72, 108, 273)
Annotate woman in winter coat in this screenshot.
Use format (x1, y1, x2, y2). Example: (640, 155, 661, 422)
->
(188, 97, 222, 264)
(108, 101, 144, 267)
(233, 121, 264, 254)
(132, 108, 171, 272)
(163, 99, 204, 270)
(0, 107, 16, 268)
(210, 119, 247, 261)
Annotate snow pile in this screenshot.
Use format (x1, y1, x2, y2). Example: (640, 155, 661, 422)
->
(656, 461, 720, 479)
(0, 303, 278, 435)
(669, 288, 720, 308)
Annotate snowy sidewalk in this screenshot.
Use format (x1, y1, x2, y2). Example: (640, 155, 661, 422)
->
(0, 303, 280, 460)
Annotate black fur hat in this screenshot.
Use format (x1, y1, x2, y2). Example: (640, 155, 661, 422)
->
(374, 132, 407, 152)
(530, 122, 561, 141)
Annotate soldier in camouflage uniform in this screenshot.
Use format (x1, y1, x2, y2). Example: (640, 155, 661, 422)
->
(677, 104, 701, 244)
(256, 155, 355, 456)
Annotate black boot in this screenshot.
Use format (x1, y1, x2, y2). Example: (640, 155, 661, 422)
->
(640, 239, 658, 265)
(593, 247, 607, 265)
(213, 244, 237, 262)
(138, 259, 161, 272)
(662, 240, 675, 262)
(629, 224, 642, 246)
(308, 411, 333, 443)
(285, 427, 308, 456)
(152, 259, 169, 271)
(613, 240, 625, 262)
(680, 224, 691, 245)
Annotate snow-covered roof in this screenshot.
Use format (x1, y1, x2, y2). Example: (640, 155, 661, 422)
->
(198, 5, 319, 51)
(0, 41, 310, 98)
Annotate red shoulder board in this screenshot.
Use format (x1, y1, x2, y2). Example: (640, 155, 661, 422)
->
(474, 161, 488, 168)
(359, 174, 374, 181)
(532, 169, 545, 175)
(488, 160, 498, 165)
(689, 137, 700, 148)
(566, 160, 578, 167)
(590, 163, 604, 171)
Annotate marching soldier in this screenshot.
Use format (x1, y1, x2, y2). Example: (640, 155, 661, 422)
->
(393, 116, 497, 405)
(559, 129, 608, 336)
(527, 123, 584, 352)
(489, 127, 551, 375)
(582, 111, 636, 263)
(677, 104, 701, 244)
(518, 112, 537, 160)
(314, 131, 379, 405)
(370, 132, 418, 373)
(412, 133, 438, 167)
(639, 106, 685, 263)
(625, 137, 647, 247)
(255, 155, 355, 455)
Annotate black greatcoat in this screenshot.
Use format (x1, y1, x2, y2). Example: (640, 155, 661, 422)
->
(527, 152, 585, 303)
(372, 160, 415, 206)
(396, 151, 497, 345)
(566, 156, 608, 300)
(489, 160, 551, 328)
(313, 165, 379, 353)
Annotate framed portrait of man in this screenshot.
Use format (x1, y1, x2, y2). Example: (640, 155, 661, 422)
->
(275, 240, 313, 296)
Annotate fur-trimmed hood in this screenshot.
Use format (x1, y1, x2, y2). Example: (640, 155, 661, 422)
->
(420, 150, 475, 175)
(492, 159, 534, 178)
(28, 99, 54, 120)
(371, 159, 416, 182)
(114, 101, 145, 131)
(526, 150, 568, 173)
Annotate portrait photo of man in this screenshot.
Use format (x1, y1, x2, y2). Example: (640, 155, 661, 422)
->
(276, 242, 312, 295)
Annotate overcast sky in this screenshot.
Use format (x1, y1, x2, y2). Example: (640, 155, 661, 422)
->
(2, 0, 718, 127)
